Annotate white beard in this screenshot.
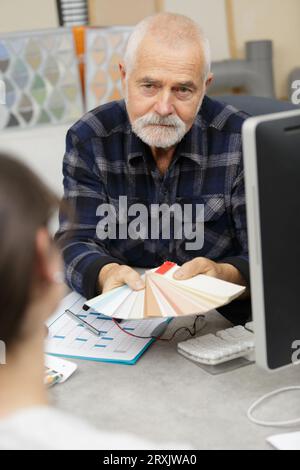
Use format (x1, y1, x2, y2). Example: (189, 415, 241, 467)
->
(131, 112, 188, 148)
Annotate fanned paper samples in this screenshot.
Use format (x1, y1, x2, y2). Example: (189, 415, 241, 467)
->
(85, 261, 246, 320)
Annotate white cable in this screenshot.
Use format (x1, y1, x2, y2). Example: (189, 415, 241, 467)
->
(247, 386, 300, 427)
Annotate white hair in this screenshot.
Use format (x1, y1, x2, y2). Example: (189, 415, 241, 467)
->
(123, 12, 211, 81)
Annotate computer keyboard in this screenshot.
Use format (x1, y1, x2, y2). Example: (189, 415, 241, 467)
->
(177, 322, 255, 366)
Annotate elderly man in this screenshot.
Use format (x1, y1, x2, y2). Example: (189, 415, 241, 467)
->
(57, 13, 249, 315)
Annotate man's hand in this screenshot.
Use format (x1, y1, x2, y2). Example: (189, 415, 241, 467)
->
(173, 257, 246, 286)
(98, 263, 145, 294)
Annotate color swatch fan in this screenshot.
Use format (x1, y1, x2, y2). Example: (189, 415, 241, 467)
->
(85, 262, 246, 320)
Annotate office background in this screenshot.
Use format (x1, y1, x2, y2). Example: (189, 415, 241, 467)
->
(1, 0, 299, 99)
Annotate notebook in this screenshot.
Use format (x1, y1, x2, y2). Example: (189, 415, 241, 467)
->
(45, 291, 170, 365)
(85, 261, 246, 320)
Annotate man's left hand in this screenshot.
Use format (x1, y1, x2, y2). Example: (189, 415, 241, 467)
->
(173, 257, 246, 287)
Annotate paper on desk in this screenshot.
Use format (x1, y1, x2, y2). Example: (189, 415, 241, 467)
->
(45, 291, 169, 365)
(267, 431, 300, 450)
(45, 354, 77, 383)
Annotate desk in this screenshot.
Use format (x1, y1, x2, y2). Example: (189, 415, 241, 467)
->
(49, 311, 300, 450)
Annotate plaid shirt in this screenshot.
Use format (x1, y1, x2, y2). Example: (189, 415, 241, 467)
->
(56, 96, 249, 300)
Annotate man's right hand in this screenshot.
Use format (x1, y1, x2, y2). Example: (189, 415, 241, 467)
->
(98, 263, 145, 294)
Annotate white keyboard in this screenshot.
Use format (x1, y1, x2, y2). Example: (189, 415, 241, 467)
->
(177, 322, 255, 366)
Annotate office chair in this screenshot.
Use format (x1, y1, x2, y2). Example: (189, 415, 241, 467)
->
(214, 95, 300, 117)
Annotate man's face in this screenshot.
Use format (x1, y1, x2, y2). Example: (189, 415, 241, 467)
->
(121, 38, 212, 149)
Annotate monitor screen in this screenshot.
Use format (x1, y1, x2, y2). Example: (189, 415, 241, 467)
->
(243, 110, 300, 370)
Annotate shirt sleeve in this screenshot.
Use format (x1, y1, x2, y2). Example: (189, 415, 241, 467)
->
(218, 150, 250, 287)
(55, 129, 125, 299)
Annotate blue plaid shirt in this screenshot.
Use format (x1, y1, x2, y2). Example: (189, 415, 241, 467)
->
(56, 96, 249, 299)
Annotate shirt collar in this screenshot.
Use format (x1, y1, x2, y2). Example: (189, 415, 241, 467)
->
(125, 123, 148, 164)
(174, 114, 205, 166)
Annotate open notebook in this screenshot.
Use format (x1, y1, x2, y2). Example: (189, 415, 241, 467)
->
(85, 261, 246, 320)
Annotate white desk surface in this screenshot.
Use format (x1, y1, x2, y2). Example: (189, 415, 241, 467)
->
(49, 311, 300, 450)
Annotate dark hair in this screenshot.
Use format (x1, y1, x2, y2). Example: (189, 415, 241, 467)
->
(0, 153, 60, 349)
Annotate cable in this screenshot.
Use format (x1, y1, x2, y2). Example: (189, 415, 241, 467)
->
(112, 315, 206, 342)
(247, 386, 300, 427)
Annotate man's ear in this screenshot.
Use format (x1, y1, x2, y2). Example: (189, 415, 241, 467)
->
(35, 227, 53, 283)
(119, 63, 127, 94)
(205, 72, 214, 90)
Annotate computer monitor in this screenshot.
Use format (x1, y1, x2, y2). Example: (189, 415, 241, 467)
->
(242, 110, 300, 371)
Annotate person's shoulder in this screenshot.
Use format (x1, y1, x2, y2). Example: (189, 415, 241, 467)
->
(68, 100, 128, 143)
(0, 405, 105, 450)
(0, 405, 175, 450)
(199, 95, 249, 134)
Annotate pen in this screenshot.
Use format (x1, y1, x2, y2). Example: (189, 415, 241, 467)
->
(82, 304, 123, 323)
(45, 371, 63, 387)
(65, 309, 102, 337)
